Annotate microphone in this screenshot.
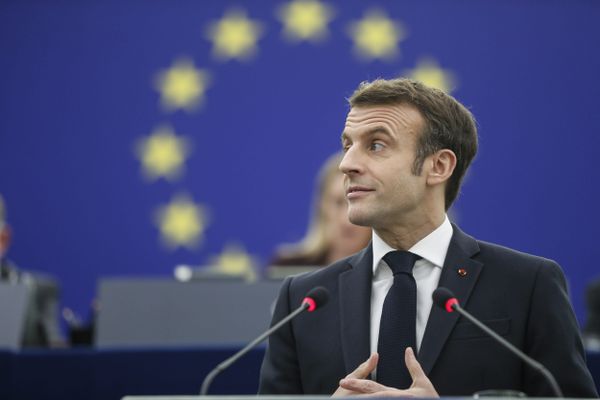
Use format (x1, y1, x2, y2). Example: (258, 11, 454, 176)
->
(432, 287, 563, 397)
(199, 286, 330, 395)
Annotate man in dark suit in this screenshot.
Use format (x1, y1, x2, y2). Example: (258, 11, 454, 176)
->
(259, 78, 598, 397)
(0, 194, 64, 347)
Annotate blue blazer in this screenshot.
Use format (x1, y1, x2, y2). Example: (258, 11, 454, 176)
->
(258, 225, 598, 397)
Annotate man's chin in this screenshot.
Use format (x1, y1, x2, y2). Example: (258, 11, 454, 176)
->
(348, 212, 373, 228)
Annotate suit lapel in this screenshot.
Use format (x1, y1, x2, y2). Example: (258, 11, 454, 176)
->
(418, 224, 483, 375)
(339, 245, 373, 375)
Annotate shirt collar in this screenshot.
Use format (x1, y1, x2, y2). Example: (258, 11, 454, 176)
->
(372, 215, 453, 274)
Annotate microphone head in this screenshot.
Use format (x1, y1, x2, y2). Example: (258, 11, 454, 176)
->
(303, 286, 330, 312)
(432, 287, 459, 313)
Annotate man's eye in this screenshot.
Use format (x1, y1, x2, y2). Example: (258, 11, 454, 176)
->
(370, 142, 384, 151)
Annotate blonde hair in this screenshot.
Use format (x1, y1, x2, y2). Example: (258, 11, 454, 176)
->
(274, 152, 343, 263)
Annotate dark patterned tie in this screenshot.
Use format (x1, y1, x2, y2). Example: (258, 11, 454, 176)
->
(377, 250, 421, 388)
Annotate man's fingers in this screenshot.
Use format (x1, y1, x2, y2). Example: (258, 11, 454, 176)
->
(361, 390, 416, 398)
(347, 353, 379, 379)
(339, 378, 387, 393)
(405, 347, 426, 382)
(404, 347, 439, 397)
(333, 354, 379, 397)
(335, 352, 438, 399)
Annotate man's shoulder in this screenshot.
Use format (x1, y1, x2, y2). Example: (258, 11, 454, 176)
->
(451, 224, 563, 278)
(470, 236, 563, 281)
(282, 247, 369, 296)
(292, 252, 357, 282)
(475, 239, 556, 266)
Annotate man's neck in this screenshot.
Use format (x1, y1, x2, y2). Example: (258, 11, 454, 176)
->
(374, 210, 446, 251)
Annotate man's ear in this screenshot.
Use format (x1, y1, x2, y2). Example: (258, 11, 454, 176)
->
(426, 149, 457, 186)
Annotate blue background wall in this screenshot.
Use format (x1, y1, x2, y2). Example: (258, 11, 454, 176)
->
(1, 0, 599, 327)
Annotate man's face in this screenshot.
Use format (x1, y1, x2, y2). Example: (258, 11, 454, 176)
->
(321, 173, 371, 248)
(340, 103, 429, 230)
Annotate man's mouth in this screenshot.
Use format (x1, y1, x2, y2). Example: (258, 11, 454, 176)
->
(346, 185, 374, 199)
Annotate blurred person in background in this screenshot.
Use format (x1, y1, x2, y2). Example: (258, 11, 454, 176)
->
(584, 278, 600, 351)
(269, 152, 371, 268)
(0, 194, 64, 347)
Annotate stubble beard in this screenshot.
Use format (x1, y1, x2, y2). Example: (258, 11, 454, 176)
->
(347, 203, 376, 228)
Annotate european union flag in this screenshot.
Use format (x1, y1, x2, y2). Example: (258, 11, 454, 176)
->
(0, 0, 599, 323)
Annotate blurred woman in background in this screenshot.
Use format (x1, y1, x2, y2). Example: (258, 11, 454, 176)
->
(269, 152, 371, 267)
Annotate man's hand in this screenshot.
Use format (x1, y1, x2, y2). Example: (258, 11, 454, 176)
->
(335, 348, 439, 398)
(332, 353, 379, 397)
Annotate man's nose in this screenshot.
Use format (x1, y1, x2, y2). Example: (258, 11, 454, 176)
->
(339, 146, 362, 175)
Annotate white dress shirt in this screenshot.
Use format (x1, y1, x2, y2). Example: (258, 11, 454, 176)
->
(370, 216, 453, 361)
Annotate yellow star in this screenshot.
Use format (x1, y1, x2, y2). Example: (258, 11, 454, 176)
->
(135, 125, 191, 181)
(277, 0, 335, 42)
(154, 58, 210, 112)
(206, 9, 264, 61)
(404, 58, 457, 93)
(155, 194, 208, 250)
(348, 10, 406, 61)
(209, 243, 257, 281)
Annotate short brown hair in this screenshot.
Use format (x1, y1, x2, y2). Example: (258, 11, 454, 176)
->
(348, 78, 478, 209)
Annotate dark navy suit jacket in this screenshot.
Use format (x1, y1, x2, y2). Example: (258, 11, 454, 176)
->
(259, 225, 598, 397)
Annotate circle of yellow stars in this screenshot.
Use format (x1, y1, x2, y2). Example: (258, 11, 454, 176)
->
(207, 243, 258, 281)
(155, 194, 208, 250)
(278, 0, 335, 42)
(154, 58, 210, 112)
(404, 58, 456, 93)
(206, 9, 264, 61)
(134, 0, 457, 273)
(135, 125, 191, 181)
(348, 9, 406, 60)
